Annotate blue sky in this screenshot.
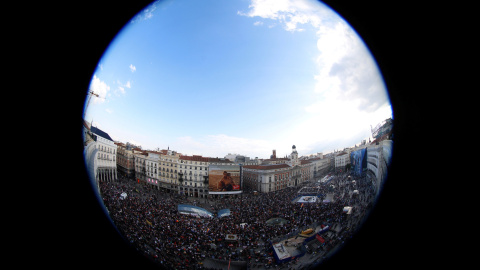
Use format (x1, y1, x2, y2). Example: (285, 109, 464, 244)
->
(85, 0, 392, 159)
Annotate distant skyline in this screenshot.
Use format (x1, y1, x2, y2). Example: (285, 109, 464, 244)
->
(84, 0, 392, 159)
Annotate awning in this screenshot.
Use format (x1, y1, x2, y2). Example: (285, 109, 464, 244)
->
(315, 234, 325, 243)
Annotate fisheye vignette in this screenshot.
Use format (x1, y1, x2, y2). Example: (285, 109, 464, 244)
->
(82, 0, 393, 269)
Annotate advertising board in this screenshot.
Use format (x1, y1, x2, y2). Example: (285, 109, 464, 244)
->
(208, 164, 242, 194)
(350, 148, 368, 177)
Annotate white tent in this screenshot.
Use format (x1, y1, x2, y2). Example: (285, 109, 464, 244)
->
(120, 192, 127, 200)
(343, 206, 353, 214)
(353, 190, 359, 194)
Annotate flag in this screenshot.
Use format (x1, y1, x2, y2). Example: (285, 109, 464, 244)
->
(301, 203, 304, 208)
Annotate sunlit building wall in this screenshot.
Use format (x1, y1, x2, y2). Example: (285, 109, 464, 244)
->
(334, 152, 350, 171)
(243, 145, 313, 193)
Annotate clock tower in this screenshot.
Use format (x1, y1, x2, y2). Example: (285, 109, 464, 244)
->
(290, 145, 300, 166)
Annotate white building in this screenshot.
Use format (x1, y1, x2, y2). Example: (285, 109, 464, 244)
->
(305, 157, 332, 179)
(134, 150, 161, 189)
(83, 120, 117, 192)
(335, 152, 350, 171)
(179, 155, 210, 196)
(243, 145, 313, 193)
(92, 126, 117, 182)
(158, 149, 180, 194)
(365, 140, 393, 195)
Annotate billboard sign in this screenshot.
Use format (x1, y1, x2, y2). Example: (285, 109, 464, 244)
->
(208, 165, 242, 194)
(350, 148, 367, 177)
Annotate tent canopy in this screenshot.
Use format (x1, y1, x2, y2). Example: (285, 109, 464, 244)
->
(343, 206, 353, 214)
(266, 217, 289, 226)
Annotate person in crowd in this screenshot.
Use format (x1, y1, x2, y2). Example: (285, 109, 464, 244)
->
(99, 170, 377, 269)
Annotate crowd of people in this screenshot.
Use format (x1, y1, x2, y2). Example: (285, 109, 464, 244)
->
(99, 170, 377, 269)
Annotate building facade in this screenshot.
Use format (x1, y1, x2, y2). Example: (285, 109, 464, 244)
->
(242, 145, 315, 193)
(91, 126, 117, 183)
(83, 120, 117, 189)
(115, 142, 136, 179)
(365, 140, 393, 194)
(334, 152, 350, 171)
(158, 149, 181, 194)
(307, 157, 332, 179)
(131, 149, 236, 198)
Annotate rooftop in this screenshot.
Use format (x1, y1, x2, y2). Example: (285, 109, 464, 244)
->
(243, 164, 291, 170)
(90, 126, 114, 141)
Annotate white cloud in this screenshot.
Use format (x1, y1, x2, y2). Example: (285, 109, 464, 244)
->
(129, 64, 136, 72)
(239, 0, 390, 112)
(105, 108, 113, 114)
(117, 86, 125, 94)
(238, 0, 325, 32)
(89, 75, 109, 105)
(174, 134, 274, 158)
(313, 21, 388, 112)
(253, 21, 263, 26)
(238, 0, 392, 154)
(113, 80, 132, 95)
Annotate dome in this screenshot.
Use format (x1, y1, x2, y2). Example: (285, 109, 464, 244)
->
(292, 145, 296, 149)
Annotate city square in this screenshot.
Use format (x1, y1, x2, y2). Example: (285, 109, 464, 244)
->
(98, 168, 378, 269)
(83, 115, 392, 269)
(79, 1, 395, 268)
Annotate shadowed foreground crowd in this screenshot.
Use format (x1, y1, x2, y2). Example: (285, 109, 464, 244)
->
(99, 172, 376, 269)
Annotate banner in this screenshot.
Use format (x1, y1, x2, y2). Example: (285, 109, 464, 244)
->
(218, 208, 231, 218)
(297, 196, 318, 203)
(208, 165, 242, 194)
(177, 204, 214, 218)
(350, 148, 367, 177)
